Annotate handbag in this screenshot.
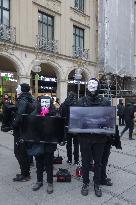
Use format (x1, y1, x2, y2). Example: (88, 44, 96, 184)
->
(27, 144, 44, 156)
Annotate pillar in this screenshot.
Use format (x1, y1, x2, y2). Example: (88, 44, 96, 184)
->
(57, 79, 68, 103)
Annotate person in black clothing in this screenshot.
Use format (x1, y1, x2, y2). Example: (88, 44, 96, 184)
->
(12, 83, 35, 182)
(31, 96, 57, 194)
(1, 94, 15, 131)
(78, 78, 112, 197)
(117, 101, 125, 126)
(121, 102, 135, 140)
(60, 91, 79, 164)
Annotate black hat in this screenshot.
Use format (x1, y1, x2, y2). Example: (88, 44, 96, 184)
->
(20, 83, 30, 92)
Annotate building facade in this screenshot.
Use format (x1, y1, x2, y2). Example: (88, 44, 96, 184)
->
(0, 0, 98, 102)
(98, 0, 136, 97)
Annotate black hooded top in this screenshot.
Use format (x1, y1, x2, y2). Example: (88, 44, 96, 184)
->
(59, 92, 77, 126)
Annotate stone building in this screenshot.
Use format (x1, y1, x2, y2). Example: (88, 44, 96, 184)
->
(0, 0, 98, 102)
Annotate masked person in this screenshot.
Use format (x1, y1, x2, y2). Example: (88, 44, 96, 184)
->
(78, 78, 111, 197)
(31, 96, 57, 193)
(12, 83, 35, 182)
(60, 92, 79, 164)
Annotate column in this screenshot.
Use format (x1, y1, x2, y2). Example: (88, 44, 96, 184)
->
(18, 75, 31, 85)
(57, 79, 68, 103)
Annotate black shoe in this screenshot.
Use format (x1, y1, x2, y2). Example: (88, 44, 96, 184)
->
(47, 183, 53, 194)
(32, 182, 43, 191)
(100, 178, 113, 186)
(13, 175, 31, 182)
(81, 183, 89, 196)
(94, 184, 102, 197)
(129, 138, 135, 140)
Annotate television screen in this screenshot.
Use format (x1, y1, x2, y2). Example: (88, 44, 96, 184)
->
(20, 114, 65, 143)
(68, 106, 116, 134)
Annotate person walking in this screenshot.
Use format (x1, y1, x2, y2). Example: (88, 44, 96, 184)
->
(121, 102, 135, 140)
(117, 101, 125, 126)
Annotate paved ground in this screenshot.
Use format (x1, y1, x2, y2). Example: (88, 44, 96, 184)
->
(1, 123, 136, 205)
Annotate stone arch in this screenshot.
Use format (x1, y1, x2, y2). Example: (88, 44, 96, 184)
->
(28, 59, 64, 80)
(0, 52, 24, 96)
(0, 52, 25, 75)
(29, 58, 64, 97)
(65, 66, 91, 81)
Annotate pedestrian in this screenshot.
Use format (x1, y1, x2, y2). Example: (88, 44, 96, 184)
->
(121, 102, 135, 140)
(78, 78, 111, 197)
(117, 100, 125, 126)
(1, 93, 15, 131)
(60, 91, 79, 165)
(12, 83, 36, 182)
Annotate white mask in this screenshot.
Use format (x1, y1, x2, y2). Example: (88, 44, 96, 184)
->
(16, 85, 22, 97)
(87, 79, 98, 92)
(41, 98, 51, 108)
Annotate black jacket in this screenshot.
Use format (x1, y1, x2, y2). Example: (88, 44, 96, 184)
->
(124, 104, 134, 126)
(12, 92, 34, 129)
(59, 92, 77, 126)
(77, 94, 111, 143)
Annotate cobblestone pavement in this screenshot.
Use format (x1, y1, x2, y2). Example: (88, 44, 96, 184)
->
(0, 124, 136, 205)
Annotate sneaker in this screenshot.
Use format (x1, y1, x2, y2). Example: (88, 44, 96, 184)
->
(47, 183, 53, 194)
(32, 182, 43, 191)
(13, 175, 31, 182)
(81, 183, 89, 196)
(129, 138, 135, 140)
(94, 184, 102, 197)
(100, 178, 113, 186)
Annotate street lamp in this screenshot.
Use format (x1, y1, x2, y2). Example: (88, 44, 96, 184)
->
(32, 59, 41, 98)
(74, 68, 83, 99)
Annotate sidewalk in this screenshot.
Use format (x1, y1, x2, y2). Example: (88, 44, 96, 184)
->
(0, 124, 136, 205)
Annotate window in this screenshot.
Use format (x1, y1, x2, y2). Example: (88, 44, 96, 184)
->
(0, 0, 10, 26)
(75, 0, 84, 12)
(73, 25, 84, 51)
(38, 11, 54, 40)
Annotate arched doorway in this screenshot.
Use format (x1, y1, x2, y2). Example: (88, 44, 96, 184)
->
(31, 63, 57, 99)
(0, 55, 18, 99)
(68, 69, 87, 97)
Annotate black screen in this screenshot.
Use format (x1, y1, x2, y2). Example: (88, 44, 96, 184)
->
(20, 114, 65, 143)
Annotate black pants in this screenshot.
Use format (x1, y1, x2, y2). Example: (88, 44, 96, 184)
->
(79, 138, 105, 185)
(66, 134, 79, 162)
(35, 152, 54, 184)
(101, 142, 111, 180)
(121, 123, 134, 138)
(119, 115, 124, 125)
(14, 134, 30, 177)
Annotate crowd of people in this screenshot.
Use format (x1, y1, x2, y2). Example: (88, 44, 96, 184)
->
(1, 77, 135, 198)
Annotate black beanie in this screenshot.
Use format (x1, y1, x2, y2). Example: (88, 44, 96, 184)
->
(20, 83, 30, 92)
